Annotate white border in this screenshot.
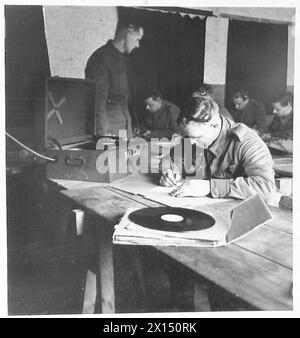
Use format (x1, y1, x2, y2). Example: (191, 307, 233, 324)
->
(1, 0, 299, 318)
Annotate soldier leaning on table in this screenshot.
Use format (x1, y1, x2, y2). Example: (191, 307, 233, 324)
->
(230, 89, 267, 136)
(160, 96, 278, 204)
(139, 89, 181, 140)
(269, 91, 293, 140)
(156, 95, 280, 311)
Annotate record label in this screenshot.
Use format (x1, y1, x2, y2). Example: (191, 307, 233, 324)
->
(128, 207, 215, 232)
(161, 214, 184, 222)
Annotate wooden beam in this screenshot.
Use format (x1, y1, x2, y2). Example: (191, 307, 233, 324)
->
(218, 13, 293, 25)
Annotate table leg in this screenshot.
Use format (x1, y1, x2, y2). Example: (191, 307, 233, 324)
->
(132, 249, 148, 300)
(82, 269, 97, 314)
(194, 280, 211, 312)
(51, 197, 72, 279)
(98, 224, 115, 313)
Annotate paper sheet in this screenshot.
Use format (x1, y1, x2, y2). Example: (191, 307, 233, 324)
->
(146, 186, 228, 208)
(109, 174, 228, 208)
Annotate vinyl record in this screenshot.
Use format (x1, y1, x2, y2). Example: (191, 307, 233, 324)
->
(128, 207, 215, 232)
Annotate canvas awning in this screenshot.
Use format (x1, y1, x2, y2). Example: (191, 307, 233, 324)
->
(135, 6, 214, 20)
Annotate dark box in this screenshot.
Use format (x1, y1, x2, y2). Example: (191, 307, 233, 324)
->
(38, 77, 129, 182)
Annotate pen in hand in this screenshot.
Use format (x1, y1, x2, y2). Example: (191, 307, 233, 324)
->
(168, 165, 184, 196)
(170, 161, 181, 187)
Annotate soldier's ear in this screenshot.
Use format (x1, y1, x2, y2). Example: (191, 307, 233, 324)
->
(182, 117, 188, 126)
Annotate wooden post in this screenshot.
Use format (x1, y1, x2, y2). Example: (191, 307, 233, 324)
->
(194, 281, 211, 312)
(51, 195, 72, 279)
(82, 269, 97, 314)
(98, 223, 115, 313)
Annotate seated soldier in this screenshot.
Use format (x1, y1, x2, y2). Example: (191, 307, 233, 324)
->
(269, 91, 293, 139)
(192, 83, 233, 120)
(141, 89, 181, 140)
(160, 96, 278, 204)
(231, 89, 267, 135)
(157, 95, 279, 311)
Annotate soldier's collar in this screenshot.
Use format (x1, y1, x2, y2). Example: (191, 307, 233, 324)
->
(207, 116, 228, 158)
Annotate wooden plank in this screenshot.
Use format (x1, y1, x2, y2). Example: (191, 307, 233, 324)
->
(82, 269, 97, 314)
(98, 222, 115, 313)
(106, 186, 161, 208)
(194, 281, 211, 311)
(273, 156, 293, 177)
(49, 178, 109, 191)
(273, 157, 293, 165)
(233, 225, 292, 269)
(61, 186, 148, 222)
(265, 206, 292, 234)
(157, 245, 292, 311)
(50, 194, 73, 278)
(274, 165, 293, 178)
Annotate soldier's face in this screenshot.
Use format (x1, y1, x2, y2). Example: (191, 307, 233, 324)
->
(272, 102, 292, 117)
(125, 28, 143, 53)
(145, 97, 161, 113)
(233, 97, 248, 111)
(182, 120, 212, 148)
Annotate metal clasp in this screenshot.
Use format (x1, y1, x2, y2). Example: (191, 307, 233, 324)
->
(65, 155, 85, 167)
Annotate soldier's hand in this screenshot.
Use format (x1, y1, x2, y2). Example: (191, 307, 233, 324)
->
(159, 169, 182, 187)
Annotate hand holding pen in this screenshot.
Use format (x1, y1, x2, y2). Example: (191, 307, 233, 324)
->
(159, 162, 182, 187)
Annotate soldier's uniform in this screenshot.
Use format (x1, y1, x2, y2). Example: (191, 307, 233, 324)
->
(85, 40, 133, 139)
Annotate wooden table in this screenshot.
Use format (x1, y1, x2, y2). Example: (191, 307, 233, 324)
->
(50, 176, 293, 313)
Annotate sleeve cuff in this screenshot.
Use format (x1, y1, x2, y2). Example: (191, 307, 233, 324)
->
(210, 179, 230, 198)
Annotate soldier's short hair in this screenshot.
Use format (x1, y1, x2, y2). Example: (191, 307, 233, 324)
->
(192, 83, 214, 98)
(272, 91, 293, 107)
(115, 19, 143, 37)
(178, 96, 214, 125)
(144, 89, 163, 101)
(233, 89, 249, 101)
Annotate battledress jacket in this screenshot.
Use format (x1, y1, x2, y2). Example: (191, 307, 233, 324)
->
(143, 99, 181, 139)
(269, 111, 293, 139)
(231, 99, 267, 134)
(85, 40, 133, 136)
(172, 115, 276, 203)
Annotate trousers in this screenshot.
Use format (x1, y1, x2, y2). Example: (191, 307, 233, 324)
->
(96, 103, 133, 139)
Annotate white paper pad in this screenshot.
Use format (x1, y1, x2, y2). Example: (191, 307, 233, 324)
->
(109, 174, 228, 208)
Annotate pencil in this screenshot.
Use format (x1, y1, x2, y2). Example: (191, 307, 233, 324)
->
(170, 160, 179, 187)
